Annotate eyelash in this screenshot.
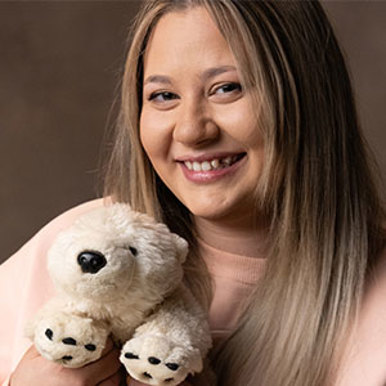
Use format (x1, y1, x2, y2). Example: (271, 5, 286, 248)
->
(147, 82, 242, 103)
(148, 91, 179, 103)
(211, 82, 242, 95)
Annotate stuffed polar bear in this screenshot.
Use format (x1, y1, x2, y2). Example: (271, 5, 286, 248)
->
(27, 203, 212, 385)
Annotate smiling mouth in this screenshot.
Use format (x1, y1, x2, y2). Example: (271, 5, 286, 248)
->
(181, 153, 246, 172)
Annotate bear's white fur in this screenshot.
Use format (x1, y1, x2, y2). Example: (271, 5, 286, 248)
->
(27, 203, 212, 385)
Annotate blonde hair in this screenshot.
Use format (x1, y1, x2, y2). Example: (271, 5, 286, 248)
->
(104, 1, 385, 385)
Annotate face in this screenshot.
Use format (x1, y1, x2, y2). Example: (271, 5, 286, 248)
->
(140, 7, 264, 224)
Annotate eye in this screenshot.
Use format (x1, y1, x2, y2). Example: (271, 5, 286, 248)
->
(148, 91, 179, 103)
(129, 246, 138, 256)
(212, 82, 242, 95)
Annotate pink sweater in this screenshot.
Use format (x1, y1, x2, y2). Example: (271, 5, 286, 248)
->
(1, 200, 386, 385)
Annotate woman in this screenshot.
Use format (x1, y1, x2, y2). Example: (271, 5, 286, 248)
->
(2, 0, 385, 385)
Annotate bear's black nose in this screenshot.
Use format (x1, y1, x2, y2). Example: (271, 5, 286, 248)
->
(77, 251, 107, 274)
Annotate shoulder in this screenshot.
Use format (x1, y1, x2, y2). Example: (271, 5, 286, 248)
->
(1, 198, 108, 268)
(0, 199, 110, 378)
(0, 198, 109, 321)
(362, 244, 386, 320)
(33, 198, 108, 242)
(337, 245, 386, 385)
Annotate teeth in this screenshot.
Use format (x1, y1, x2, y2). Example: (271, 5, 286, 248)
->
(223, 156, 232, 166)
(201, 161, 211, 171)
(184, 155, 241, 172)
(192, 161, 201, 171)
(211, 159, 219, 168)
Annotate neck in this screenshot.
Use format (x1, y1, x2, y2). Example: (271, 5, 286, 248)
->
(193, 212, 269, 258)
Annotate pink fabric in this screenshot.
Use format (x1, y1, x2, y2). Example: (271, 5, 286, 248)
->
(198, 238, 265, 345)
(198, 240, 386, 385)
(0, 199, 104, 385)
(1, 199, 386, 385)
(335, 253, 386, 385)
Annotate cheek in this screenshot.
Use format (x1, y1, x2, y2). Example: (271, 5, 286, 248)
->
(241, 111, 264, 146)
(214, 99, 264, 147)
(139, 109, 172, 162)
(139, 118, 160, 167)
(139, 110, 155, 157)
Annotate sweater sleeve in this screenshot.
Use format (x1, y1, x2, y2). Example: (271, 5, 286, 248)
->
(0, 199, 104, 385)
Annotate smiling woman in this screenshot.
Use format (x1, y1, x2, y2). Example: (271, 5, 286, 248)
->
(1, 1, 386, 386)
(140, 8, 264, 224)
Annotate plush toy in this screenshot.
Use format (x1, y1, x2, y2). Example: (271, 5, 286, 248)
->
(27, 203, 212, 385)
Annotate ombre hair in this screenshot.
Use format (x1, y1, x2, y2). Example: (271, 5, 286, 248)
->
(104, 1, 385, 385)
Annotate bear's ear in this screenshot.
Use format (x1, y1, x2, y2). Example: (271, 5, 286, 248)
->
(172, 234, 189, 263)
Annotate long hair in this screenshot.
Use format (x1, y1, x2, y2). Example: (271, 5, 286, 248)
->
(104, 1, 385, 385)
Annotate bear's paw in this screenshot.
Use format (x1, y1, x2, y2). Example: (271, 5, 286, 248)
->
(121, 335, 202, 386)
(33, 311, 108, 368)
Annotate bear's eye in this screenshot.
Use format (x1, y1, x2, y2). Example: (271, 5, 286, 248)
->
(129, 246, 138, 256)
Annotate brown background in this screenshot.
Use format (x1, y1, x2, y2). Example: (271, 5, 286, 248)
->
(0, 1, 385, 264)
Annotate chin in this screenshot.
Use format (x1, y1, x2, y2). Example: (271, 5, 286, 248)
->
(186, 195, 254, 223)
(189, 205, 234, 222)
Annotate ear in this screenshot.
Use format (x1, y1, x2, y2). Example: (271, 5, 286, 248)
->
(172, 234, 189, 263)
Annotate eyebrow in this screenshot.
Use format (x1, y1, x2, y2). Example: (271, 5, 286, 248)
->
(201, 65, 237, 80)
(143, 65, 237, 86)
(143, 74, 172, 86)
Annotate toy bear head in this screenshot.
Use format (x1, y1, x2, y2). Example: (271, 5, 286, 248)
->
(47, 204, 188, 302)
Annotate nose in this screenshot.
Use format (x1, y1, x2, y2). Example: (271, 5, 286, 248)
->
(77, 251, 107, 274)
(173, 98, 219, 146)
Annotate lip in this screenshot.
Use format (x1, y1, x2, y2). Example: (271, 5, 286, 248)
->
(178, 152, 247, 183)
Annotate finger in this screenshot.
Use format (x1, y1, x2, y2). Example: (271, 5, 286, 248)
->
(97, 369, 122, 386)
(127, 377, 149, 386)
(100, 336, 115, 355)
(24, 344, 45, 360)
(80, 344, 121, 384)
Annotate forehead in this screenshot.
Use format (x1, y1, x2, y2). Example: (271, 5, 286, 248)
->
(143, 7, 237, 75)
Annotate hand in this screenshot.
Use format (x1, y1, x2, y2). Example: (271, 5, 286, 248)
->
(10, 338, 122, 386)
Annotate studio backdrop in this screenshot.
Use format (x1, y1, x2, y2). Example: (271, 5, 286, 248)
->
(0, 1, 385, 263)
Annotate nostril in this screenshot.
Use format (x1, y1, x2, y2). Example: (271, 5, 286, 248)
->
(77, 251, 107, 274)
